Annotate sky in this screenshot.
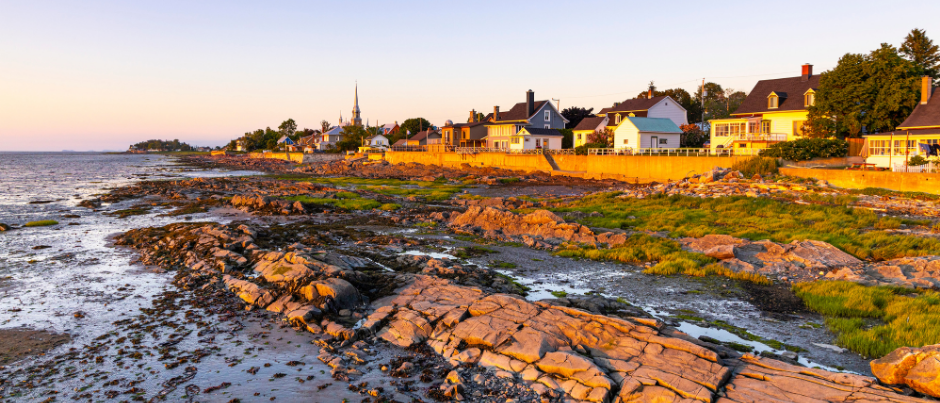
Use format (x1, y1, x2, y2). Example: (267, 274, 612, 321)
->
(1, 0, 938, 151)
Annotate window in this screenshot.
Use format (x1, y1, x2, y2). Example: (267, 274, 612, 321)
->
(535, 139, 541, 147)
(761, 120, 771, 134)
(544, 124, 550, 129)
(577, 133, 582, 140)
(623, 139, 629, 145)
(738, 143, 747, 148)
(544, 110, 551, 121)
(893, 140, 917, 156)
(793, 120, 806, 137)
(511, 136, 520, 144)
(714, 123, 729, 137)
(869, 140, 889, 156)
(659, 138, 668, 145)
(768, 95, 779, 109)
(804, 91, 815, 107)
(615, 114, 621, 124)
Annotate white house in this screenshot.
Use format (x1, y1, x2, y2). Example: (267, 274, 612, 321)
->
(367, 134, 390, 148)
(598, 94, 689, 128)
(613, 117, 682, 150)
(509, 127, 564, 151)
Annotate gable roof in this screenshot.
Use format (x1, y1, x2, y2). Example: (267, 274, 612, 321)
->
(381, 123, 398, 130)
(521, 127, 564, 136)
(733, 75, 821, 115)
(367, 134, 387, 141)
(598, 96, 669, 115)
(898, 87, 940, 129)
(409, 129, 438, 141)
(625, 117, 682, 133)
(489, 100, 550, 122)
(324, 126, 343, 135)
(573, 116, 608, 131)
(392, 139, 408, 146)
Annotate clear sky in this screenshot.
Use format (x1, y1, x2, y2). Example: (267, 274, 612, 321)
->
(1, 0, 937, 151)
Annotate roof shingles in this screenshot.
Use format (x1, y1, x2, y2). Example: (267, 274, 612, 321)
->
(733, 75, 820, 115)
(899, 87, 940, 129)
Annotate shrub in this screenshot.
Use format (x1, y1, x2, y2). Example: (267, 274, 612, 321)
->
(575, 142, 608, 155)
(908, 155, 929, 166)
(759, 138, 848, 161)
(24, 220, 58, 227)
(731, 156, 779, 177)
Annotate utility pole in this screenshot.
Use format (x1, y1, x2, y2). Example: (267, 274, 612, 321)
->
(552, 98, 561, 112)
(701, 78, 706, 124)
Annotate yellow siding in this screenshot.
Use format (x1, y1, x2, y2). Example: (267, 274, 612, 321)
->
(573, 130, 593, 147)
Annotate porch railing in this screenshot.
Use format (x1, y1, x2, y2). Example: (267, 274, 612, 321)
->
(588, 148, 736, 156)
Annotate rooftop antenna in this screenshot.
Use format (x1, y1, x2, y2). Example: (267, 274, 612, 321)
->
(552, 98, 561, 111)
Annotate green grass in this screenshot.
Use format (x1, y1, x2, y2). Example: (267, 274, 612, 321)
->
(24, 220, 58, 227)
(554, 233, 771, 284)
(498, 177, 521, 184)
(379, 203, 401, 211)
(552, 192, 940, 261)
(272, 176, 464, 202)
(847, 187, 940, 202)
(794, 281, 940, 358)
(282, 195, 381, 211)
(491, 261, 517, 269)
(731, 156, 778, 177)
(551, 290, 568, 298)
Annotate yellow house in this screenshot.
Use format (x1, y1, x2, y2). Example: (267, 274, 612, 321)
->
(709, 64, 818, 155)
(572, 116, 608, 147)
(864, 76, 940, 168)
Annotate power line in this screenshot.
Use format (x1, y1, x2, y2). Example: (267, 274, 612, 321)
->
(561, 68, 830, 100)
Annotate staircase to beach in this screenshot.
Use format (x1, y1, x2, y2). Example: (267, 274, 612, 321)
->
(542, 153, 560, 171)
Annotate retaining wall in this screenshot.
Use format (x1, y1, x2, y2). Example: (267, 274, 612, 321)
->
(779, 167, 940, 195)
(383, 152, 750, 183)
(249, 152, 344, 163)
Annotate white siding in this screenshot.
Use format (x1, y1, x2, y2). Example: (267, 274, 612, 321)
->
(647, 98, 689, 127)
(640, 133, 681, 148)
(613, 123, 640, 149)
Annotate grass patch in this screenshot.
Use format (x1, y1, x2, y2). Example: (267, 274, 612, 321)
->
(793, 281, 940, 358)
(282, 195, 381, 211)
(847, 187, 940, 202)
(554, 233, 771, 284)
(413, 222, 436, 228)
(552, 192, 940, 261)
(707, 319, 804, 352)
(24, 220, 58, 227)
(495, 273, 530, 295)
(491, 261, 517, 269)
(731, 156, 778, 177)
(498, 177, 521, 184)
(272, 176, 464, 202)
(551, 290, 568, 298)
(379, 203, 401, 211)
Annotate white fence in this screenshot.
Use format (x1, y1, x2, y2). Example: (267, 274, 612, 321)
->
(588, 148, 737, 157)
(893, 162, 940, 173)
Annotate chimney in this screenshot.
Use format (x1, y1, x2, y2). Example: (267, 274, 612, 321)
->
(493, 106, 500, 121)
(469, 109, 476, 123)
(801, 64, 813, 82)
(648, 88, 653, 98)
(526, 90, 535, 117)
(922, 75, 933, 105)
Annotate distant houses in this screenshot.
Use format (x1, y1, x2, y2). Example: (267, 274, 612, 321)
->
(483, 90, 568, 149)
(708, 64, 818, 155)
(510, 127, 564, 150)
(572, 116, 608, 147)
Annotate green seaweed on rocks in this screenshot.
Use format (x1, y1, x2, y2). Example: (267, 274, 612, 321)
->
(24, 220, 58, 227)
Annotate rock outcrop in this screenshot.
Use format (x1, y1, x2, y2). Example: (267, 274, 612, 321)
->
(447, 206, 628, 248)
(828, 256, 940, 289)
(871, 344, 940, 398)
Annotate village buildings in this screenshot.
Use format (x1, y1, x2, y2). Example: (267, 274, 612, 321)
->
(864, 76, 939, 168)
(484, 90, 568, 149)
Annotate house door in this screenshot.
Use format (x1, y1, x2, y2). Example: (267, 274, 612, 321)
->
(535, 139, 541, 148)
(650, 136, 659, 150)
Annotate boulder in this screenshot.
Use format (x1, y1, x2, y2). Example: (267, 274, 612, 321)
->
(0, 223, 10, 231)
(301, 278, 361, 311)
(872, 344, 940, 398)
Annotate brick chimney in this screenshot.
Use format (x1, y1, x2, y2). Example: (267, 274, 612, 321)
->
(648, 88, 653, 98)
(526, 90, 535, 118)
(493, 106, 499, 121)
(801, 64, 813, 82)
(922, 76, 933, 105)
(469, 109, 476, 123)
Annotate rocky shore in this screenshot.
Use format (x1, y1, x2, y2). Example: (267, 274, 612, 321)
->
(3, 156, 940, 402)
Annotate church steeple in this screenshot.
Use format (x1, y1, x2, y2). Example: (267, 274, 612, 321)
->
(351, 82, 363, 127)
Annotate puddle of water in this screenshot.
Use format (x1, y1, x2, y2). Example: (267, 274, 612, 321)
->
(400, 250, 458, 260)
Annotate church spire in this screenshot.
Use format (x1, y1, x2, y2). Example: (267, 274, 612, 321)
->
(351, 81, 362, 127)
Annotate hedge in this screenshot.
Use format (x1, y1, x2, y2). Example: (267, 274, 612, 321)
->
(759, 138, 848, 161)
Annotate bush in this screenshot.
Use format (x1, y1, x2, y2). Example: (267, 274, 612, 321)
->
(759, 138, 848, 161)
(575, 142, 607, 155)
(731, 156, 779, 177)
(908, 155, 929, 166)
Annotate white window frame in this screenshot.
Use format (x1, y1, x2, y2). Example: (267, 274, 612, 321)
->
(659, 138, 668, 145)
(544, 110, 551, 122)
(544, 124, 550, 129)
(768, 95, 779, 109)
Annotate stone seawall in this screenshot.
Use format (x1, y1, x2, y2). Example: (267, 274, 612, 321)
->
(248, 152, 345, 164)
(382, 152, 751, 183)
(779, 167, 940, 195)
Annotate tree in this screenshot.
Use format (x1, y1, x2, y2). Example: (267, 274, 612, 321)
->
(808, 45, 920, 137)
(399, 118, 432, 138)
(561, 106, 595, 129)
(900, 28, 939, 79)
(320, 120, 332, 134)
(586, 128, 613, 148)
(278, 119, 297, 140)
(679, 124, 707, 148)
(557, 128, 574, 149)
(638, 87, 703, 125)
(335, 125, 370, 151)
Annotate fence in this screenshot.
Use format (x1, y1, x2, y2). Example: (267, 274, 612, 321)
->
(893, 161, 940, 173)
(588, 148, 736, 157)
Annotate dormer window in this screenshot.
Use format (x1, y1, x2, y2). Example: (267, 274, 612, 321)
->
(768, 94, 779, 109)
(804, 90, 816, 107)
(615, 114, 621, 124)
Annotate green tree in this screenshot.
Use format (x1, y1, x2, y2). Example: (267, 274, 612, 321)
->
(679, 124, 707, 148)
(557, 128, 574, 148)
(808, 45, 920, 137)
(900, 28, 939, 79)
(399, 118, 432, 138)
(278, 118, 297, 139)
(561, 107, 594, 129)
(320, 120, 332, 134)
(336, 125, 370, 151)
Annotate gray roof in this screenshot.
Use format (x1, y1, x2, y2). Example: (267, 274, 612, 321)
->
(625, 117, 681, 133)
(522, 128, 564, 136)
